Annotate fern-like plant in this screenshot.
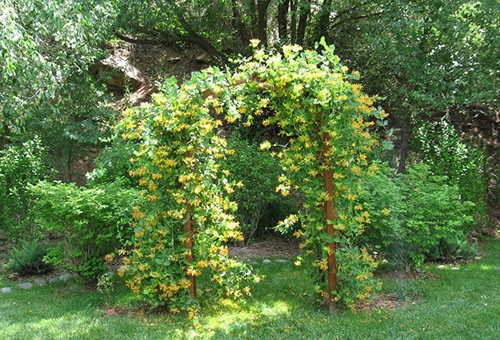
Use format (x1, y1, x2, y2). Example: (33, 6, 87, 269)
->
(4, 240, 52, 276)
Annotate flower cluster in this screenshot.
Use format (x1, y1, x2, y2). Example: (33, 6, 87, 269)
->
(231, 40, 388, 308)
(118, 74, 261, 311)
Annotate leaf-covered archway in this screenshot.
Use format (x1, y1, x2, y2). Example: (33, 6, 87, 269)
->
(119, 39, 387, 313)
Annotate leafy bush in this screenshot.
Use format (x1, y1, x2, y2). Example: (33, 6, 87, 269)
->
(359, 163, 475, 270)
(28, 179, 144, 280)
(4, 240, 52, 276)
(0, 136, 53, 241)
(412, 118, 487, 223)
(86, 138, 138, 187)
(220, 133, 297, 243)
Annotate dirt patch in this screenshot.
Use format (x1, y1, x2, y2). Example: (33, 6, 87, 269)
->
(229, 238, 302, 260)
(355, 293, 417, 311)
(378, 270, 438, 281)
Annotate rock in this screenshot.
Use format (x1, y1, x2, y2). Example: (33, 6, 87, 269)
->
(118, 83, 156, 108)
(105, 308, 119, 317)
(106, 271, 114, 277)
(48, 277, 59, 283)
(72, 273, 80, 279)
(0, 229, 6, 241)
(166, 56, 182, 63)
(90, 55, 144, 91)
(262, 259, 272, 264)
(194, 54, 210, 64)
(275, 259, 288, 263)
(35, 278, 47, 286)
(1, 287, 12, 293)
(17, 282, 33, 289)
(477, 227, 497, 238)
(59, 273, 72, 281)
(437, 265, 446, 269)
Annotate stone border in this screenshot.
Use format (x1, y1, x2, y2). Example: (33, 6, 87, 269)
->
(1, 272, 82, 293)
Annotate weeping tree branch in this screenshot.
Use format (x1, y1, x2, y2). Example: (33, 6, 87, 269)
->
(114, 32, 165, 45)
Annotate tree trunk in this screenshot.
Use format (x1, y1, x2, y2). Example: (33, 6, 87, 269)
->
(397, 116, 411, 174)
(316, 0, 332, 42)
(232, 0, 252, 50)
(290, 0, 297, 43)
(296, 0, 309, 46)
(277, 0, 290, 43)
(256, 0, 272, 45)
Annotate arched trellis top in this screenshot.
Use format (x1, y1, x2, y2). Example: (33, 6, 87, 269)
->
(120, 42, 386, 313)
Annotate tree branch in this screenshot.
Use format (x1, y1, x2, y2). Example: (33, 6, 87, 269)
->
(115, 32, 164, 45)
(330, 11, 384, 30)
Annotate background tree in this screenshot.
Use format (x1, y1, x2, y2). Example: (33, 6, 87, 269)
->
(0, 0, 117, 179)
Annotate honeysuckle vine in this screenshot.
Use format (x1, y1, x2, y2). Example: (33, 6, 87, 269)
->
(117, 39, 388, 313)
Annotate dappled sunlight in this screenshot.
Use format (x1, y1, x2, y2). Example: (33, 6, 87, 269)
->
(0, 314, 96, 339)
(166, 300, 293, 340)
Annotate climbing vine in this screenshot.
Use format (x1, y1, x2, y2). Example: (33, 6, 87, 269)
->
(118, 39, 388, 312)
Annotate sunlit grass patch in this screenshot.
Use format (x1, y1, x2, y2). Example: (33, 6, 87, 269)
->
(0, 240, 499, 340)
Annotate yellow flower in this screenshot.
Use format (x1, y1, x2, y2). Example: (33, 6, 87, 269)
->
(104, 254, 113, 263)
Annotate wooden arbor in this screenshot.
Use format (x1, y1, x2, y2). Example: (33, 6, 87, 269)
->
(123, 42, 382, 312)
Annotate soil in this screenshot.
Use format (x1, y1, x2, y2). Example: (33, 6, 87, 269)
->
(355, 293, 416, 311)
(229, 238, 302, 260)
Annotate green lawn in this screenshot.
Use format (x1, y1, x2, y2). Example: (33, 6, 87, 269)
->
(1, 240, 500, 340)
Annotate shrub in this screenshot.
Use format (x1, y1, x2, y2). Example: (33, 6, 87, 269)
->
(4, 240, 52, 276)
(28, 178, 145, 280)
(86, 138, 138, 187)
(412, 118, 488, 223)
(359, 162, 475, 270)
(0, 136, 53, 241)
(220, 133, 297, 243)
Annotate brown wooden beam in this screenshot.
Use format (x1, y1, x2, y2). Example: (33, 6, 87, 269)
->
(323, 133, 337, 313)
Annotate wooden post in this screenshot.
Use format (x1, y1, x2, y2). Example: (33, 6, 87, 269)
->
(182, 151, 196, 298)
(183, 202, 196, 298)
(323, 133, 337, 313)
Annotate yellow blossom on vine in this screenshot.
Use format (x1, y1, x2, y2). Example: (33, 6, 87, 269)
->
(381, 208, 391, 216)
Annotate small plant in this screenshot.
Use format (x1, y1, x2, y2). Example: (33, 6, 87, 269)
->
(436, 236, 478, 262)
(97, 272, 116, 306)
(395, 277, 425, 302)
(4, 240, 52, 276)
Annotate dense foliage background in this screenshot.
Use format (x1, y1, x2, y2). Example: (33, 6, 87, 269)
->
(1, 0, 498, 312)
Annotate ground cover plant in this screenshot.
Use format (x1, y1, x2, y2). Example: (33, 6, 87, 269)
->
(1, 240, 499, 340)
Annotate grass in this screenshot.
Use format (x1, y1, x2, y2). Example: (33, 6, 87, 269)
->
(1, 240, 500, 340)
